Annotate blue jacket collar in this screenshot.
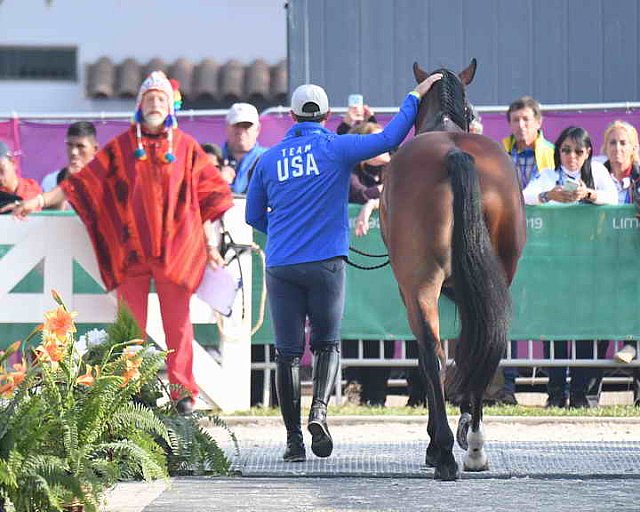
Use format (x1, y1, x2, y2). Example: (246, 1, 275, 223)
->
(284, 122, 332, 139)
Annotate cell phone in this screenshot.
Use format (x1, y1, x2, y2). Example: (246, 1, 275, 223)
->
(348, 94, 364, 107)
(563, 180, 579, 192)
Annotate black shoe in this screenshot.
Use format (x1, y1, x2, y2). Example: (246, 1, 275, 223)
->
(283, 431, 306, 462)
(545, 394, 567, 408)
(175, 397, 195, 416)
(569, 392, 591, 409)
(496, 389, 518, 406)
(308, 403, 333, 458)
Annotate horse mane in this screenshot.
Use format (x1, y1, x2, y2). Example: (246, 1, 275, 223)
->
(433, 69, 469, 131)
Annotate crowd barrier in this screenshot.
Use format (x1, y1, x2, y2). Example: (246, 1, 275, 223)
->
(2, 102, 640, 183)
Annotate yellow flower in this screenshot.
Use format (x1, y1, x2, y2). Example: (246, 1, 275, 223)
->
(43, 306, 78, 340)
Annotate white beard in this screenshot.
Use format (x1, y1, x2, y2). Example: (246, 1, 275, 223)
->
(144, 113, 165, 129)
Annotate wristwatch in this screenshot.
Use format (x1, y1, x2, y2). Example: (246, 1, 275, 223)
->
(539, 191, 550, 203)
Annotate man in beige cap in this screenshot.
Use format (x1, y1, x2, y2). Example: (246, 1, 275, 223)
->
(220, 102, 267, 193)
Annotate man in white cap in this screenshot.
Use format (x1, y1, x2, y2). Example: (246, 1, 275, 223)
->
(220, 102, 267, 193)
(246, 74, 442, 462)
(6, 71, 233, 415)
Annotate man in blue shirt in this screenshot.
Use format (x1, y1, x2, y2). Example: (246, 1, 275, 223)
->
(221, 103, 268, 194)
(246, 74, 442, 462)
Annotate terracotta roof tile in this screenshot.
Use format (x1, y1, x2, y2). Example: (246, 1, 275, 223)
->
(86, 57, 288, 109)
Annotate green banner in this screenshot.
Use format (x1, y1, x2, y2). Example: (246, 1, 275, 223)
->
(251, 204, 640, 343)
(2, 206, 639, 349)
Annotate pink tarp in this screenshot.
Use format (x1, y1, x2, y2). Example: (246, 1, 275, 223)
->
(3, 109, 640, 183)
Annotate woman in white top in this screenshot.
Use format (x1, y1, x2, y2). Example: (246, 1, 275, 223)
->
(601, 120, 640, 368)
(523, 126, 615, 408)
(522, 126, 617, 206)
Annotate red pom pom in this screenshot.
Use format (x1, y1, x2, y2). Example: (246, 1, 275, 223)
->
(169, 79, 181, 91)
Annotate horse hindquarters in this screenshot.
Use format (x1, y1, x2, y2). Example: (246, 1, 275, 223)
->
(446, 149, 510, 429)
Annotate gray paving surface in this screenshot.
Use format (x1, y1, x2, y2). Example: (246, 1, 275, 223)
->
(144, 476, 639, 511)
(103, 417, 640, 511)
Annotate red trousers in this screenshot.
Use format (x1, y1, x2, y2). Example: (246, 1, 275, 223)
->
(116, 263, 198, 401)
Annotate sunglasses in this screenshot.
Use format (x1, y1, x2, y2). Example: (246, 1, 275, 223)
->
(560, 146, 587, 156)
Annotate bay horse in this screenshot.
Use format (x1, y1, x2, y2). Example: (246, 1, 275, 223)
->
(380, 59, 526, 480)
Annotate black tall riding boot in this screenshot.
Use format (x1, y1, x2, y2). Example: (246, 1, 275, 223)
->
(275, 354, 306, 462)
(308, 345, 340, 458)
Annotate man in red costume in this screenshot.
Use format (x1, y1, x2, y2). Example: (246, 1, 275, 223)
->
(0, 140, 43, 207)
(8, 71, 233, 414)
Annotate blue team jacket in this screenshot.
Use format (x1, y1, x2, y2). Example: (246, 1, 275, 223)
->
(245, 93, 419, 267)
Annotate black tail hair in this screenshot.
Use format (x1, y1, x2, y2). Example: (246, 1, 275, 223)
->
(445, 149, 510, 400)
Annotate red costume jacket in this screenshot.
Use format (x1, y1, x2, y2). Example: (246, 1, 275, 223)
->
(61, 126, 233, 292)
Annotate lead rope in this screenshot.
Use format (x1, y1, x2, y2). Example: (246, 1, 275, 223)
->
(346, 245, 390, 270)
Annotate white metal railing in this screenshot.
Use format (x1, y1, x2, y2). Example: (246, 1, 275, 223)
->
(252, 339, 639, 405)
(0, 201, 253, 412)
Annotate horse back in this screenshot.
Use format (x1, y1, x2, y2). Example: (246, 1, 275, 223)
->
(381, 131, 526, 284)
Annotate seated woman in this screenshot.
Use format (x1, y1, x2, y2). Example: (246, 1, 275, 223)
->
(523, 126, 617, 206)
(601, 120, 640, 366)
(523, 126, 616, 408)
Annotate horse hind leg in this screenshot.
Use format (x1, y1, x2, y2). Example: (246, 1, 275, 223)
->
(414, 298, 459, 481)
(463, 395, 489, 472)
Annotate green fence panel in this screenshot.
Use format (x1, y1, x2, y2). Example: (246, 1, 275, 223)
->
(250, 204, 640, 343)
(3, 205, 638, 349)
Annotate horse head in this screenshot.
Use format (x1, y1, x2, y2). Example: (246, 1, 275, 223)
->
(412, 59, 477, 135)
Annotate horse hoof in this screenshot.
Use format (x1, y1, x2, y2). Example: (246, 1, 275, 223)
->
(463, 460, 489, 472)
(456, 412, 472, 450)
(434, 462, 460, 481)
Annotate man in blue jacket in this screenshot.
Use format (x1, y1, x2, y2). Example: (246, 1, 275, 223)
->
(246, 73, 442, 462)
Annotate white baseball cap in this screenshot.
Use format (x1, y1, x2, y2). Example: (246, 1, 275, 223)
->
(226, 103, 260, 126)
(291, 84, 329, 118)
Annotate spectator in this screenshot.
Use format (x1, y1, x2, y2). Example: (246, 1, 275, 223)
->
(220, 103, 267, 193)
(7, 71, 233, 415)
(337, 95, 376, 135)
(468, 104, 483, 134)
(342, 121, 393, 406)
(246, 75, 442, 462)
(524, 126, 616, 408)
(201, 142, 224, 168)
(601, 120, 640, 365)
(0, 140, 42, 207)
(40, 121, 99, 210)
(495, 96, 556, 405)
(502, 96, 555, 188)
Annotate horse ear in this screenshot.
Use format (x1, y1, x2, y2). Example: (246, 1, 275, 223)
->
(458, 58, 477, 86)
(413, 62, 429, 84)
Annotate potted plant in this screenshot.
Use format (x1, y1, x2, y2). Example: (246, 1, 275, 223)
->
(0, 291, 169, 511)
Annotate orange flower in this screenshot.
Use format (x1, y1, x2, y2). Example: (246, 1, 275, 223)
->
(9, 362, 27, 387)
(0, 378, 14, 397)
(51, 289, 64, 306)
(35, 332, 66, 363)
(120, 355, 142, 386)
(43, 306, 78, 340)
(0, 362, 25, 397)
(76, 363, 96, 387)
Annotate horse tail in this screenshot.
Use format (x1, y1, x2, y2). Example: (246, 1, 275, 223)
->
(446, 148, 510, 400)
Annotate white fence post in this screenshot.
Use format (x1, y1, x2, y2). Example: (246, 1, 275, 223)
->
(0, 203, 253, 412)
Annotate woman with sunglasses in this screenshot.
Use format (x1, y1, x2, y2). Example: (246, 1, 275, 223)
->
(523, 126, 616, 407)
(522, 126, 617, 205)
